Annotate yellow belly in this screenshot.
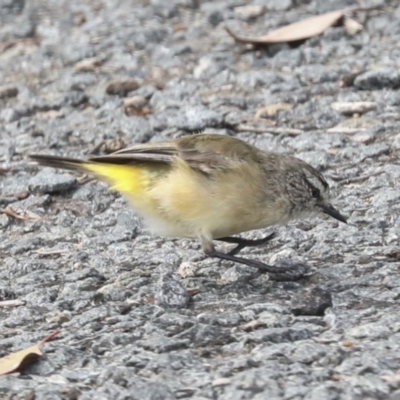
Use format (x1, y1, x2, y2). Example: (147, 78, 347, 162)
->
(83, 159, 282, 240)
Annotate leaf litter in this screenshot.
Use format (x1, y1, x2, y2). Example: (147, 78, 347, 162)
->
(0, 330, 60, 375)
(225, 7, 377, 45)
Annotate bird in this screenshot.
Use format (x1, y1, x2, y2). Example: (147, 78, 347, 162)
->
(29, 133, 347, 280)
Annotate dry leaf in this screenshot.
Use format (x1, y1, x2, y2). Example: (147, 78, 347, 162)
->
(0, 330, 60, 375)
(344, 17, 363, 35)
(0, 38, 39, 55)
(331, 101, 376, 115)
(74, 57, 102, 72)
(234, 5, 265, 20)
(0, 84, 18, 99)
(89, 137, 127, 155)
(235, 123, 303, 136)
(13, 191, 29, 200)
(172, 23, 187, 32)
(212, 378, 232, 387)
(145, 296, 155, 304)
(0, 167, 10, 174)
(327, 147, 340, 154)
(1, 206, 41, 221)
(0, 299, 25, 307)
(187, 288, 201, 297)
(240, 320, 266, 331)
(106, 79, 140, 96)
(35, 248, 69, 257)
(225, 10, 345, 44)
(255, 103, 294, 118)
(36, 110, 64, 119)
(124, 96, 151, 116)
(342, 340, 354, 347)
(103, 137, 127, 154)
(177, 262, 197, 278)
(339, 70, 365, 87)
(327, 127, 366, 134)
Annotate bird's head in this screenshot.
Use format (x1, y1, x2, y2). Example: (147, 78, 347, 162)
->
(285, 159, 347, 224)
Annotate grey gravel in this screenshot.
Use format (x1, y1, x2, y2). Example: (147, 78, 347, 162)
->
(1, 0, 400, 399)
(28, 168, 78, 194)
(354, 68, 400, 90)
(155, 271, 191, 309)
(291, 287, 333, 316)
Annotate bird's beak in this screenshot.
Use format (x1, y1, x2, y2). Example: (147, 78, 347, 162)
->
(321, 203, 347, 224)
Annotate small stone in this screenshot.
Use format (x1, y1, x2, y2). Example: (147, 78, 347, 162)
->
(264, 0, 293, 11)
(175, 105, 223, 131)
(343, 17, 363, 35)
(123, 96, 150, 116)
(352, 128, 377, 144)
(28, 169, 78, 194)
(0, 84, 18, 99)
(392, 133, 400, 150)
(234, 5, 265, 20)
(212, 378, 232, 387)
(106, 79, 140, 96)
(207, 10, 224, 26)
(354, 68, 400, 90)
(291, 287, 332, 316)
(151, 0, 178, 18)
(177, 261, 197, 278)
(0, 213, 10, 228)
(154, 272, 190, 308)
(269, 260, 310, 281)
(0, 107, 32, 123)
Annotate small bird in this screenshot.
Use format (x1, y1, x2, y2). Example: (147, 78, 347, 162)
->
(30, 134, 347, 280)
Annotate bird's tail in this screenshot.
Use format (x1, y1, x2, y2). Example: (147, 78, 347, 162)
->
(29, 154, 86, 171)
(29, 154, 147, 197)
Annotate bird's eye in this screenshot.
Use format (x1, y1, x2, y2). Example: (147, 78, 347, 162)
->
(311, 188, 320, 198)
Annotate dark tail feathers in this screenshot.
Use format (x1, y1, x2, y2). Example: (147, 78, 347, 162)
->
(29, 154, 85, 171)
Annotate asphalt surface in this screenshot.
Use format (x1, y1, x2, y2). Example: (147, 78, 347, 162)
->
(1, 0, 400, 399)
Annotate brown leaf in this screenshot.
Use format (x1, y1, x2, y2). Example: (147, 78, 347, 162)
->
(124, 96, 151, 116)
(240, 320, 266, 331)
(342, 340, 354, 347)
(0, 37, 39, 55)
(74, 57, 102, 72)
(0, 84, 18, 99)
(172, 23, 187, 32)
(0, 330, 60, 375)
(225, 10, 345, 44)
(14, 191, 29, 200)
(339, 70, 365, 87)
(89, 137, 127, 155)
(343, 17, 363, 35)
(145, 296, 155, 304)
(103, 137, 127, 154)
(187, 288, 201, 297)
(1, 206, 41, 221)
(0, 167, 10, 175)
(106, 79, 140, 96)
(255, 103, 294, 118)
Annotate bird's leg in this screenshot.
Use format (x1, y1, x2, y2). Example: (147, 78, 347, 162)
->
(200, 238, 308, 282)
(215, 232, 276, 255)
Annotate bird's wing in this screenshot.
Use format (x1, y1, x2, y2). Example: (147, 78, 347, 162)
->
(90, 134, 259, 173)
